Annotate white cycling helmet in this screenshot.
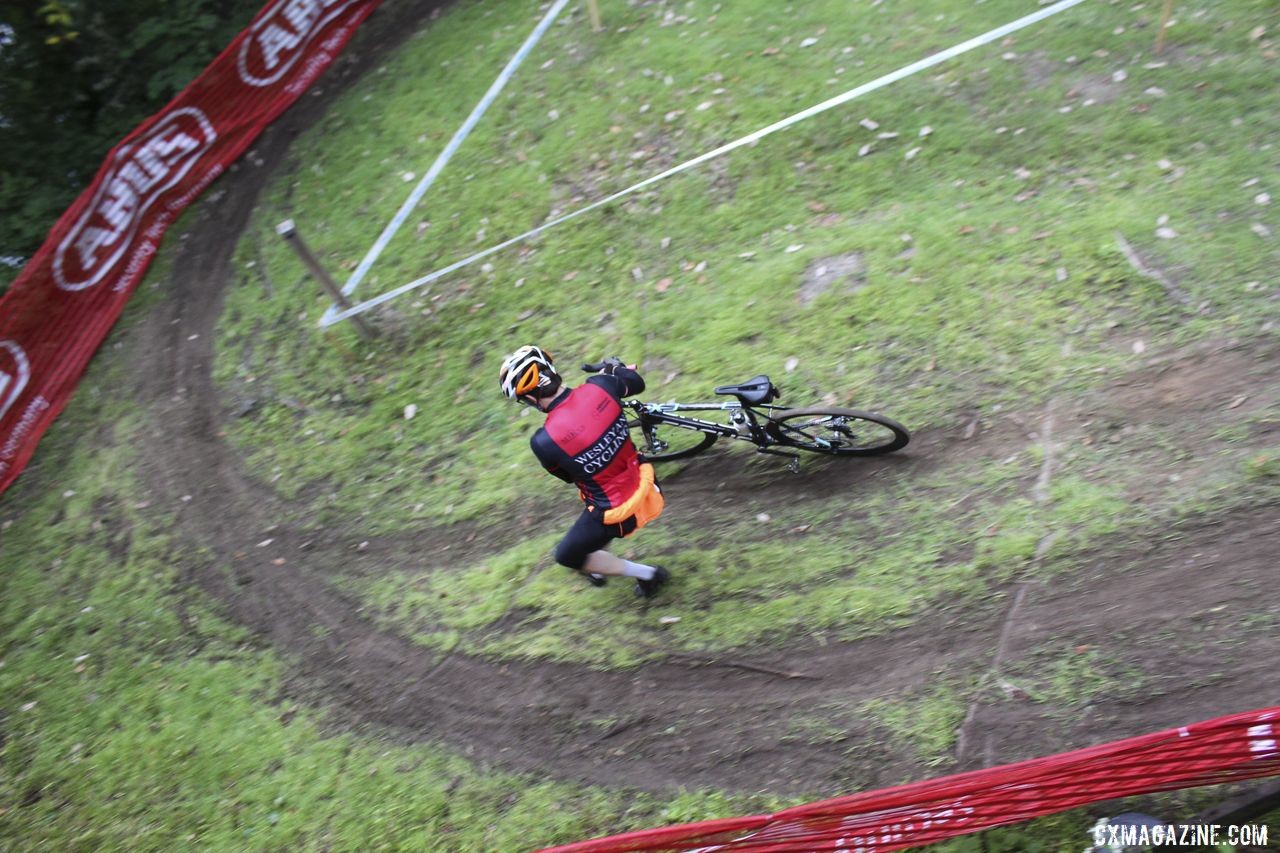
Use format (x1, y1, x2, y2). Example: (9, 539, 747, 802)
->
(499, 345, 561, 400)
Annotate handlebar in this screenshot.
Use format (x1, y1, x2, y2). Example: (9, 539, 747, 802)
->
(582, 356, 626, 373)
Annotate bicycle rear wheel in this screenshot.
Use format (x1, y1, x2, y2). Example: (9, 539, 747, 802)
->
(629, 418, 719, 462)
(769, 407, 909, 456)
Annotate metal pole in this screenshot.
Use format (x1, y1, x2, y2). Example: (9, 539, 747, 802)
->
(276, 220, 377, 341)
(322, 0, 1090, 327)
(585, 0, 602, 32)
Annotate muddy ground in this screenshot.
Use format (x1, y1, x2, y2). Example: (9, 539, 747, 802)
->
(80, 0, 1280, 801)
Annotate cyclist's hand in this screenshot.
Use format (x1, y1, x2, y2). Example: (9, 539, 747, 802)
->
(582, 356, 628, 373)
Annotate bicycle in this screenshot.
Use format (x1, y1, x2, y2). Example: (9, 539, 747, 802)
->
(583, 359, 910, 472)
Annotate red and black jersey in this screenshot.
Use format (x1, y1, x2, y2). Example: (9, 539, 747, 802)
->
(531, 369, 645, 511)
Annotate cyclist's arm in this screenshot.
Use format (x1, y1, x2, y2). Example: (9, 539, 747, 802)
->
(614, 365, 645, 396)
(592, 367, 645, 398)
(530, 430, 574, 483)
(541, 461, 573, 483)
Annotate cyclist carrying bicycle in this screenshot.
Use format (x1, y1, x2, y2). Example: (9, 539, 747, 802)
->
(499, 345, 670, 598)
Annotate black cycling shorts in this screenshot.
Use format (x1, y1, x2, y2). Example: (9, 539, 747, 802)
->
(554, 507, 638, 570)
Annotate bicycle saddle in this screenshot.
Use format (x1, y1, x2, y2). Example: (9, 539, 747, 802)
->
(714, 375, 779, 405)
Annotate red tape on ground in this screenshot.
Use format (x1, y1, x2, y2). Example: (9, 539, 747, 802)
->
(540, 706, 1280, 852)
(0, 0, 384, 496)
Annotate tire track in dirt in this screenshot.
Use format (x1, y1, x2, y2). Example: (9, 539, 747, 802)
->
(992, 512, 1280, 753)
(122, 0, 1280, 797)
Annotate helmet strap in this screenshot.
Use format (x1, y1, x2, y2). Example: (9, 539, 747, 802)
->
(533, 373, 562, 399)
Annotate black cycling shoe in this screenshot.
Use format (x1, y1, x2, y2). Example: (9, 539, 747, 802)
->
(585, 572, 608, 587)
(634, 565, 670, 599)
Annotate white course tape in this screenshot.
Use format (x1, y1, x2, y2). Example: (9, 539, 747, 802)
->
(320, 0, 574, 326)
(321, 0, 1089, 327)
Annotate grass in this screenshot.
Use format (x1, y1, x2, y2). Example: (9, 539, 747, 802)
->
(216, 0, 1276, 529)
(341, 468, 1061, 665)
(0, 304, 783, 850)
(4, 0, 1280, 848)
(860, 679, 971, 768)
(1244, 450, 1279, 480)
(345, 444, 1263, 668)
(1003, 643, 1149, 712)
(0, 333, 1268, 847)
(208, 0, 1279, 668)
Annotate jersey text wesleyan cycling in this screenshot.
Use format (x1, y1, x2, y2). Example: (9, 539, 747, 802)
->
(530, 369, 645, 511)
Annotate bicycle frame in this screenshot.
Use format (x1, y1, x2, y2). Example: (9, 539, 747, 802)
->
(625, 398, 806, 467)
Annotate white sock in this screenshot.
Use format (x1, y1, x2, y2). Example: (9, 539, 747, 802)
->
(620, 560, 656, 580)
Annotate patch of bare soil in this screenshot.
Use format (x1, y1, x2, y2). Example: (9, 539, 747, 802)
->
(954, 507, 1280, 769)
(103, 0, 1280, 800)
(797, 251, 866, 305)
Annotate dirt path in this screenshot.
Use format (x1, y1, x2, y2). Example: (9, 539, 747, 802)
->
(119, 0, 1280, 797)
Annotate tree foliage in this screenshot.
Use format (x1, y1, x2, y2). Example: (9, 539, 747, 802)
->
(0, 0, 265, 291)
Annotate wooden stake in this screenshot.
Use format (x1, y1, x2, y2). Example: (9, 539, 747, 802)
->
(276, 219, 376, 341)
(1155, 0, 1175, 54)
(585, 0, 602, 32)
(666, 651, 822, 680)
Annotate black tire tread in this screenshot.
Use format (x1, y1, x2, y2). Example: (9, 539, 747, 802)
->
(770, 406, 909, 456)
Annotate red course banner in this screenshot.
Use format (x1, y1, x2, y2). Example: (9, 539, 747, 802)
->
(0, 0, 383, 496)
(542, 706, 1280, 853)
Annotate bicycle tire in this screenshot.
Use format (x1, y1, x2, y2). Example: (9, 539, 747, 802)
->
(628, 418, 719, 462)
(768, 407, 910, 456)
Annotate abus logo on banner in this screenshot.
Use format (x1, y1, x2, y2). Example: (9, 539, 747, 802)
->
(53, 108, 216, 292)
(238, 0, 361, 86)
(0, 341, 30, 422)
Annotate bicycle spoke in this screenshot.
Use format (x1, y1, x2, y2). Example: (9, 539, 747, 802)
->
(769, 407, 909, 456)
(628, 418, 718, 462)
